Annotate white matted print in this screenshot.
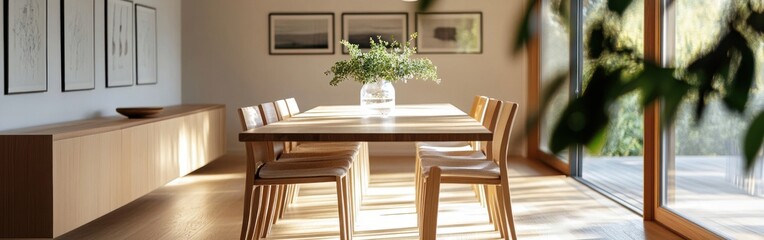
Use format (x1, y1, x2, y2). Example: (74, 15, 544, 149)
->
(415, 12, 482, 54)
(62, 0, 96, 92)
(135, 4, 157, 85)
(342, 13, 408, 54)
(269, 13, 334, 55)
(4, 0, 47, 94)
(106, 0, 134, 87)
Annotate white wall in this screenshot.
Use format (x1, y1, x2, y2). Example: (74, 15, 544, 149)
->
(0, 0, 183, 131)
(182, 0, 528, 156)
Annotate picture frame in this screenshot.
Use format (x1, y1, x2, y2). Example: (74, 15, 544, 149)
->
(61, 0, 96, 92)
(4, 0, 48, 95)
(415, 12, 482, 54)
(341, 12, 408, 54)
(135, 4, 157, 85)
(269, 13, 334, 55)
(105, 0, 134, 88)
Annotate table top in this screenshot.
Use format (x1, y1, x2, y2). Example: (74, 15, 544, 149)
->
(238, 104, 492, 142)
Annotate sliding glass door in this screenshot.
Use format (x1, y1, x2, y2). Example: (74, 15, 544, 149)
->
(662, 0, 764, 237)
(577, 0, 646, 213)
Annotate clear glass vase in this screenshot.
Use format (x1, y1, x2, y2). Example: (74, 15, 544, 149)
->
(360, 79, 395, 116)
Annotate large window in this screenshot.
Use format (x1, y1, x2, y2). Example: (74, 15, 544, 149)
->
(663, 0, 764, 237)
(578, 0, 645, 212)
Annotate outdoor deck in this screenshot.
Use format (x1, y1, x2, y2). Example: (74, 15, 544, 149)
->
(584, 155, 764, 239)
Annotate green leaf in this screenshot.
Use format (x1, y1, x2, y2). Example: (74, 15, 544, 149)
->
(417, 0, 435, 11)
(722, 35, 755, 113)
(587, 24, 606, 59)
(513, 0, 539, 55)
(747, 10, 764, 33)
(607, 0, 633, 15)
(743, 112, 764, 171)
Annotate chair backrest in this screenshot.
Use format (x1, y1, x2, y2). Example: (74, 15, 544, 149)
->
(480, 99, 501, 158)
(274, 100, 291, 121)
(491, 101, 519, 177)
(238, 106, 274, 168)
(259, 102, 286, 155)
(285, 98, 301, 116)
(472, 96, 489, 122)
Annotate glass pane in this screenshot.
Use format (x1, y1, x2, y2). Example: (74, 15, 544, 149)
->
(540, 0, 570, 162)
(580, 0, 645, 212)
(664, 0, 764, 237)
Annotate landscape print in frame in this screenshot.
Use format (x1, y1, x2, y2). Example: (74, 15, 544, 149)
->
(269, 13, 334, 55)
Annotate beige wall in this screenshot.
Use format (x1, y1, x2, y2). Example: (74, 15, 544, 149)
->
(182, 0, 528, 156)
(0, 0, 183, 131)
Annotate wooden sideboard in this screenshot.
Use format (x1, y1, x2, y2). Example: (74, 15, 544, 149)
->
(0, 104, 226, 238)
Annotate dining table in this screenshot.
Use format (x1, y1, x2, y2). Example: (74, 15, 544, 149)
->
(238, 103, 493, 205)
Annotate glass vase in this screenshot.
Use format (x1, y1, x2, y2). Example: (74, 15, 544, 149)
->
(360, 79, 395, 116)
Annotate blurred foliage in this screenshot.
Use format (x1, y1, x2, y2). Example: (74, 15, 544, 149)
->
(420, 0, 764, 170)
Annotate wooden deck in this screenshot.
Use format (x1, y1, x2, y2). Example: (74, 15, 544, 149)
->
(584, 155, 764, 239)
(57, 153, 681, 239)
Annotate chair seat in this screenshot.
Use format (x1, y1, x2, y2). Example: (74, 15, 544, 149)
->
(416, 141, 473, 152)
(258, 158, 352, 179)
(418, 150, 486, 159)
(420, 158, 499, 179)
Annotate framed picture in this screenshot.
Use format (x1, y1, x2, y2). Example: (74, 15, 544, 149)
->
(105, 0, 134, 88)
(415, 12, 482, 54)
(4, 0, 47, 95)
(135, 4, 157, 85)
(341, 13, 408, 54)
(61, 0, 96, 92)
(269, 13, 334, 55)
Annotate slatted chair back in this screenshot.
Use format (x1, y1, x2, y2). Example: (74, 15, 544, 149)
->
(258, 102, 288, 157)
(491, 101, 519, 177)
(480, 99, 502, 159)
(473, 96, 489, 123)
(275, 100, 291, 121)
(285, 98, 301, 116)
(238, 106, 273, 168)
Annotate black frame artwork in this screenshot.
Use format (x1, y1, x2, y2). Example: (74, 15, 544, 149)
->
(341, 12, 408, 54)
(415, 12, 483, 54)
(135, 4, 157, 85)
(269, 13, 335, 55)
(4, 0, 48, 95)
(105, 0, 135, 88)
(61, 0, 96, 92)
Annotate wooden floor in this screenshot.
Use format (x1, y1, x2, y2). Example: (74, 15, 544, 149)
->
(59, 153, 680, 240)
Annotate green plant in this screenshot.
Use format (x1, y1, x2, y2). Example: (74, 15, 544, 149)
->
(324, 33, 441, 86)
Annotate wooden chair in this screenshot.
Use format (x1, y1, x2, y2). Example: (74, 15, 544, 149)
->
(238, 105, 355, 240)
(417, 101, 519, 240)
(415, 98, 500, 217)
(281, 97, 371, 204)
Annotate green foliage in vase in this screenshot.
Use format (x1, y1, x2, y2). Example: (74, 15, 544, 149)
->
(325, 33, 441, 86)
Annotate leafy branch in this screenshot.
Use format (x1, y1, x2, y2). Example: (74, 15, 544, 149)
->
(325, 33, 441, 86)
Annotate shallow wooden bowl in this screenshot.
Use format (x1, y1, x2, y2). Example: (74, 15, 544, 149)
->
(116, 107, 164, 118)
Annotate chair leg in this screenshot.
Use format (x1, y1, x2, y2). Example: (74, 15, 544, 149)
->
(277, 184, 288, 220)
(256, 185, 271, 239)
(335, 177, 348, 240)
(241, 173, 255, 240)
(491, 185, 507, 239)
(421, 167, 442, 240)
(260, 185, 278, 238)
(242, 185, 262, 240)
(498, 181, 517, 240)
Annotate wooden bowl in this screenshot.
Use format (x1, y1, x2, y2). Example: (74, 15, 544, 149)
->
(116, 107, 164, 118)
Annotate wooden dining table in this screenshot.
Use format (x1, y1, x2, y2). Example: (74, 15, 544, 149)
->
(238, 103, 492, 142)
